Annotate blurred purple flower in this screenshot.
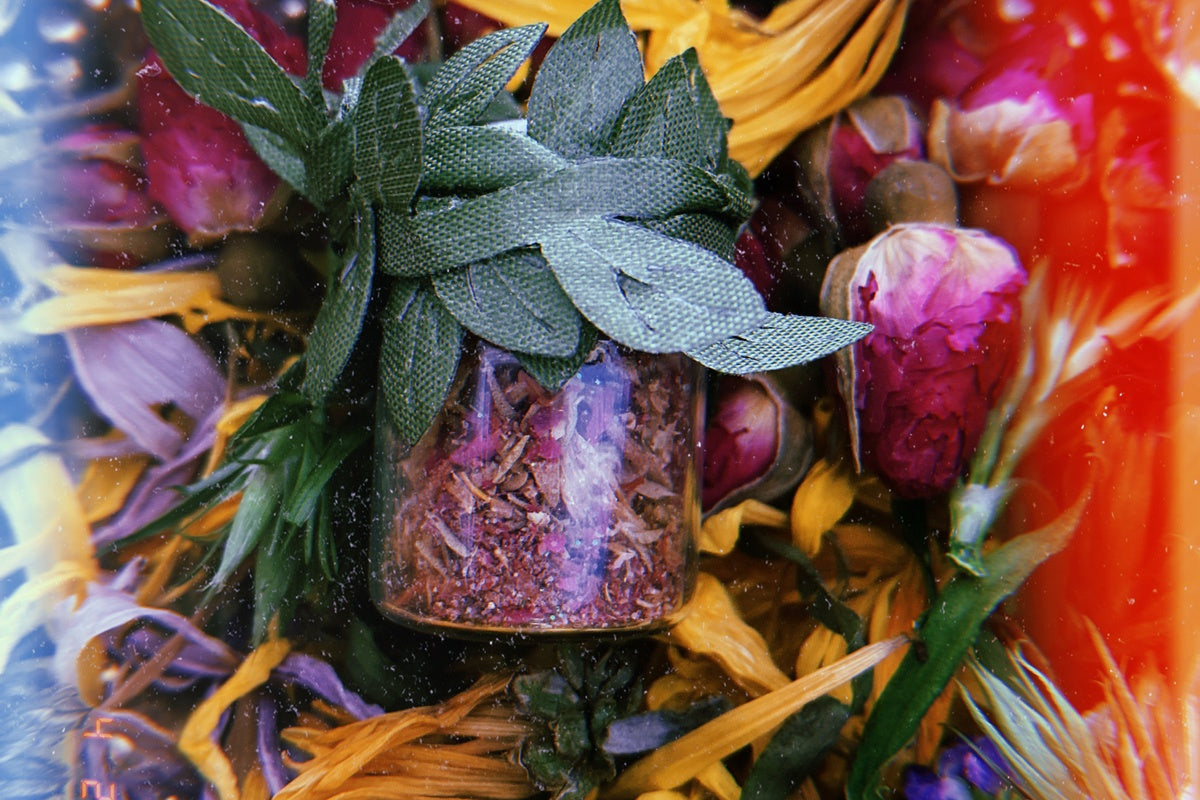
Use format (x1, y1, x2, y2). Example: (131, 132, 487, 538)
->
(137, 0, 305, 244)
(64, 319, 224, 461)
(929, 30, 1096, 191)
(821, 223, 1026, 497)
(903, 767, 972, 800)
(904, 737, 1012, 799)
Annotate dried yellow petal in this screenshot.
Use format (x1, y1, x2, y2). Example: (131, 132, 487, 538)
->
(790, 458, 855, 555)
(699, 499, 787, 555)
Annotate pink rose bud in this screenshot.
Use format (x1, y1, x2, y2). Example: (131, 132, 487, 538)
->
(323, 0, 427, 89)
(137, 0, 306, 245)
(796, 95, 924, 245)
(702, 375, 812, 512)
(928, 31, 1096, 190)
(47, 125, 170, 268)
(820, 223, 1026, 497)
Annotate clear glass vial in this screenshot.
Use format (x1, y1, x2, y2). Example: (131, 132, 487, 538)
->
(372, 339, 702, 636)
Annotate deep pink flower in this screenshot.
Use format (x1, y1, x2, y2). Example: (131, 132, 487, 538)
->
(322, 0, 426, 89)
(928, 30, 1096, 191)
(821, 223, 1026, 497)
(137, 0, 305, 244)
(796, 96, 924, 245)
(702, 375, 811, 511)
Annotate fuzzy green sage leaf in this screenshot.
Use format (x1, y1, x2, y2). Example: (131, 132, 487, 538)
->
(688, 314, 874, 374)
(352, 56, 422, 211)
(421, 23, 546, 128)
(140, 0, 323, 146)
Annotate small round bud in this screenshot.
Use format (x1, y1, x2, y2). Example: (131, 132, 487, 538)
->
(217, 233, 303, 310)
(865, 160, 958, 231)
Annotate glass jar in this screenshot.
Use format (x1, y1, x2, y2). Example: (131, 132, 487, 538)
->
(371, 339, 703, 636)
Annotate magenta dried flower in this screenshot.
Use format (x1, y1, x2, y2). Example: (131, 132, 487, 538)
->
(821, 223, 1026, 497)
(796, 95, 924, 244)
(322, 0, 426, 89)
(929, 31, 1096, 191)
(137, 0, 305, 245)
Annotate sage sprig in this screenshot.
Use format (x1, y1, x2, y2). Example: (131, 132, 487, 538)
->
(140, 0, 871, 448)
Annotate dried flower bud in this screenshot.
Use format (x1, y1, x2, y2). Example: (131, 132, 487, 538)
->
(820, 223, 1026, 497)
(928, 33, 1095, 191)
(216, 233, 310, 310)
(864, 160, 958, 231)
(796, 95, 924, 244)
(137, 0, 305, 245)
(46, 125, 170, 267)
(702, 374, 812, 512)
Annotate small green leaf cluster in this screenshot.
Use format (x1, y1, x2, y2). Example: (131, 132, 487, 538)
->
(513, 646, 644, 800)
(127, 390, 367, 641)
(140, 0, 871, 448)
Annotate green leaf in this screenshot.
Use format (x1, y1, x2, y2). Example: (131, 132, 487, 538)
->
(229, 391, 311, 446)
(282, 428, 369, 526)
(610, 50, 724, 170)
(140, 0, 323, 146)
(302, 208, 376, 402)
(253, 525, 300, 640)
(432, 248, 581, 357)
(636, 213, 736, 261)
(539, 218, 767, 353)
(518, 324, 598, 391)
(380, 157, 751, 278)
(211, 434, 288, 587)
(742, 697, 850, 800)
(527, 0, 643, 158)
(845, 493, 1087, 799)
(366, 0, 431, 71)
(241, 122, 309, 198)
(378, 280, 464, 445)
(307, 118, 354, 207)
(421, 24, 546, 128)
(687, 314, 872, 374)
(421, 124, 567, 194)
(304, 0, 336, 104)
(352, 56, 422, 211)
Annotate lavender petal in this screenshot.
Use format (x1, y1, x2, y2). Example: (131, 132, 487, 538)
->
(256, 695, 291, 794)
(65, 319, 223, 460)
(275, 652, 383, 720)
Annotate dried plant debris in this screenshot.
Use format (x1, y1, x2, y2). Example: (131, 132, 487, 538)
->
(377, 340, 700, 632)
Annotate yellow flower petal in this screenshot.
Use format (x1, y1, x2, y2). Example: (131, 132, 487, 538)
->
(790, 458, 855, 555)
(19, 266, 284, 335)
(695, 762, 740, 800)
(608, 636, 908, 799)
(668, 572, 791, 695)
(178, 638, 292, 800)
(77, 453, 151, 523)
(699, 499, 787, 555)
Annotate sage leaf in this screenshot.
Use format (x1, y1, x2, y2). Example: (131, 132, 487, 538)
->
(540, 218, 767, 353)
(366, 0, 431, 71)
(378, 280, 463, 446)
(432, 249, 581, 357)
(421, 24, 546, 128)
(518, 324, 598, 392)
(241, 123, 309, 198)
(610, 50, 721, 169)
(421, 124, 567, 194)
(845, 491, 1088, 799)
(743, 697, 850, 800)
(302, 208, 376, 402)
(140, 0, 323, 146)
(304, 0, 336, 104)
(308, 118, 354, 207)
(687, 314, 873, 374)
(527, 0, 642, 157)
(352, 56, 422, 211)
(381, 158, 750, 278)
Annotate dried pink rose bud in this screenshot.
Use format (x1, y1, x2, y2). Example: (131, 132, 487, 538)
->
(928, 32, 1095, 191)
(796, 95, 924, 245)
(137, 0, 305, 245)
(820, 223, 1026, 497)
(47, 124, 170, 267)
(702, 374, 812, 512)
(323, 0, 427, 89)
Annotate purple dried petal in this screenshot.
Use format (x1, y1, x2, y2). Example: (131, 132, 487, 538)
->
(65, 320, 224, 460)
(256, 695, 291, 794)
(92, 402, 222, 547)
(275, 653, 382, 720)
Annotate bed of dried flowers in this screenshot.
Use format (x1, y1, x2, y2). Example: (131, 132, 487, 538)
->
(2, 1, 1198, 799)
